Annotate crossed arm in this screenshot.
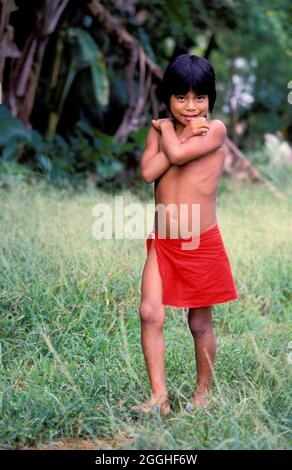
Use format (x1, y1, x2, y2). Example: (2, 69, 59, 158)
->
(140, 126, 173, 184)
(140, 119, 226, 184)
(159, 119, 226, 165)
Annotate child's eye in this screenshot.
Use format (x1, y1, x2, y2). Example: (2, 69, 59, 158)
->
(197, 95, 206, 100)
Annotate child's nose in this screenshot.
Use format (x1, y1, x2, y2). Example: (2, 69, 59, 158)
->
(185, 102, 196, 110)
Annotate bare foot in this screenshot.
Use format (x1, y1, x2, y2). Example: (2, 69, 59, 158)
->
(192, 393, 211, 409)
(131, 393, 171, 416)
(185, 391, 212, 413)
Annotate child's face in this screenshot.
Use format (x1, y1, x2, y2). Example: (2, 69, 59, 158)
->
(169, 88, 209, 127)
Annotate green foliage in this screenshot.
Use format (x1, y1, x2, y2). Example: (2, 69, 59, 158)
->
(0, 106, 37, 160)
(67, 27, 110, 107)
(2, 0, 292, 186)
(211, 0, 292, 146)
(0, 106, 147, 187)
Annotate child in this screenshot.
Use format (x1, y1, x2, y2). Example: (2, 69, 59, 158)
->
(133, 54, 238, 416)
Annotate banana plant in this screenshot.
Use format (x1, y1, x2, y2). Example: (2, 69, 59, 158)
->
(2, 0, 69, 124)
(46, 27, 109, 138)
(0, 0, 21, 83)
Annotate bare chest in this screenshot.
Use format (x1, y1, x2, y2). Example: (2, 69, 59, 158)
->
(155, 145, 225, 201)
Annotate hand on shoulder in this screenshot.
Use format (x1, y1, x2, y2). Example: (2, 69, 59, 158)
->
(147, 123, 162, 147)
(151, 118, 173, 132)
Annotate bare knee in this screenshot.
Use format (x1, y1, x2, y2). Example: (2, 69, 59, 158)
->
(188, 306, 213, 337)
(139, 301, 166, 327)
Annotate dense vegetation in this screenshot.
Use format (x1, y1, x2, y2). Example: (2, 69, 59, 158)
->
(0, 0, 291, 187)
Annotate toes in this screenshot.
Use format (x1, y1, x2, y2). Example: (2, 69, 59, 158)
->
(130, 400, 171, 416)
(183, 399, 211, 413)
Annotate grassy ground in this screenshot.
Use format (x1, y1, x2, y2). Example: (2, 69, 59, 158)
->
(0, 174, 291, 450)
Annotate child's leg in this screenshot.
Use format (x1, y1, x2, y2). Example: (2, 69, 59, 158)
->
(139, 239, 168, 402)
(187, 306, 216, 407)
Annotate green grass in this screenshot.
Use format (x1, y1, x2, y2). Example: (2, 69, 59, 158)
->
(0, 175, 291, 450)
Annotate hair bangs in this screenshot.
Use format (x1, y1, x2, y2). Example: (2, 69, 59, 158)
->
(159, 54, 217, 113)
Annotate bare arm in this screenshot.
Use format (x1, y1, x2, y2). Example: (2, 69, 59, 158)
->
(141, 150, 173, 184)
(160, 119, 226, 166)
(140, 126, 172, 184)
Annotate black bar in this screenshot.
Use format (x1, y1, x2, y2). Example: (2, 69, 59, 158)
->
(0, 449, 283, 467)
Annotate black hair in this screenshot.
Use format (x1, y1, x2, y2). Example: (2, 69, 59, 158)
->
(159, 54, 216, 114)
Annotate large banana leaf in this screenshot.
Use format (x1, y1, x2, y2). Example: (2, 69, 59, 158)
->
(0, 105, 42, 160)
(67, 27, 109, 107)
(0, 105, 32, 145)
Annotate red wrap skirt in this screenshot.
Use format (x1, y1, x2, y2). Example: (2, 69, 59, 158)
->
(146, 224, 238, 308)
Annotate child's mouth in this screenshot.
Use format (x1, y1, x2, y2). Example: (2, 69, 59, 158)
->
(183, 115, 198, 120)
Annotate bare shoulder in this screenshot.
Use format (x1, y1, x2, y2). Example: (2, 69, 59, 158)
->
(146, 125, 160, 144)
(208, 119, 226, 131)
(207, 120, 226, 151)
(208, 119, 227, 137)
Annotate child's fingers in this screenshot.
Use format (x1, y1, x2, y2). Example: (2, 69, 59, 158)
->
(151, 120, 161, 131)
(199, 128, 209, 136)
